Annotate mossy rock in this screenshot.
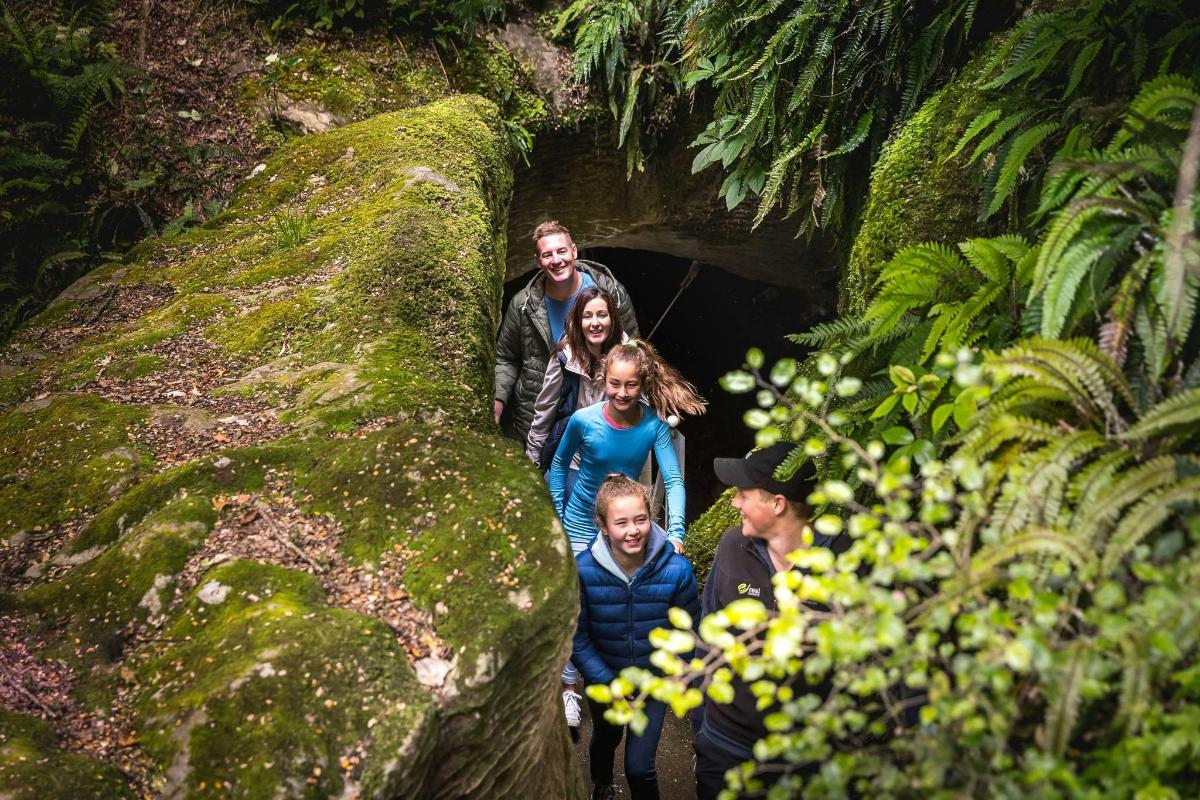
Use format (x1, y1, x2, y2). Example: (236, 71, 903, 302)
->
(130, 560, 438, 799)
(841, 44, 1008, 315)
(0, 709, 135, 799)
(0, 96, 584, 799)
(0, 394, 152, 539)
(685, 488, 740, 586)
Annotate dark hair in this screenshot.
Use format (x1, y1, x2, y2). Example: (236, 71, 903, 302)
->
(532, 220, 572, 250)
(594, 473, 650, 528)
(557, 286, 624, 378)
(604, 338, 707, 419)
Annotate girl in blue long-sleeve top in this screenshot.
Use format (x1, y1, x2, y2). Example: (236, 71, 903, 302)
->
(574, 474, 701, 800)
(548, 338, 706, 552)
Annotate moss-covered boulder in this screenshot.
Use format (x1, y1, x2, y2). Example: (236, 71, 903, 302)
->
(0, 95, 583, 799)
(840, 49, 1006, 314)
(0, 709, 135, 799)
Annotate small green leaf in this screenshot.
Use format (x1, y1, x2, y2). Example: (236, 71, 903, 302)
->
(720, 371, 756, 393)
(881, 426, 914, 445)
(746, 347, 765, 369)
(890, 365, 917, 385)
(744, 409, 771, 429)
(870, 393, 900, 420)
(770, 358, 798, 387)
(931, 404, 953, 434)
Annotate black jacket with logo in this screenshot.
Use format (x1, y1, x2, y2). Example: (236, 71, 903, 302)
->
(700, 525, 841, 757)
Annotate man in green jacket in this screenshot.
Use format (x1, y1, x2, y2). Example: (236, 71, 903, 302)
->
(494, 221, 639, 445)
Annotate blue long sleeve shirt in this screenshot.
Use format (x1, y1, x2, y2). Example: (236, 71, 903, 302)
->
(547, 402, 685, 545)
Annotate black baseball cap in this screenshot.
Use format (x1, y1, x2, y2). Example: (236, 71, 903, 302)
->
(713, 442, 815, 502)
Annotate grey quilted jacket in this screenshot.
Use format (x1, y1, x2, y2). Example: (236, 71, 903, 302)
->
(494, 260, 638, 443)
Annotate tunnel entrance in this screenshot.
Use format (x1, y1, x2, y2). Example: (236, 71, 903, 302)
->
(501, 247, 836, 521)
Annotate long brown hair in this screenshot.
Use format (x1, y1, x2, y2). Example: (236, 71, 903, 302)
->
(557, 286, 625, 378)
(604, 338, 707, 419)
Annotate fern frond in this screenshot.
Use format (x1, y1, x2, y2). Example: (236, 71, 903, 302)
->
(1043, 641, 1088, 758)
(983, 121, 1060, 218)
(1039, 232, 1108, 338)
(947, 107, 1002, 162)
(1100, 476, 1200, 574)
(1072, 455, 1183, 540)
(788, 316, 869, 347)
(1120, 387, 1200, 441)
(970, 526, 1096, 577)
(957, 413, 1059, 462)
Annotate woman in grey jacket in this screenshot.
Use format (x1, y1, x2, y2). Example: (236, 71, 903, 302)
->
(525, 286, 628, 472)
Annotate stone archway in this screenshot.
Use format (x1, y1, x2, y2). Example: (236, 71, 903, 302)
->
(505, 117, 841, 299)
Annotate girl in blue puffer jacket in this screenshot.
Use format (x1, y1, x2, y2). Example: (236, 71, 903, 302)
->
(574, 474, 701, 800)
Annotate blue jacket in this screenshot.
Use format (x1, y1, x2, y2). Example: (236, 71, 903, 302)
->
(572, 523, 701, 685)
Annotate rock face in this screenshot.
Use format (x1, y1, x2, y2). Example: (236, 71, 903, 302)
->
(505, 116, 842, 297)
(0, 96, 583, 799)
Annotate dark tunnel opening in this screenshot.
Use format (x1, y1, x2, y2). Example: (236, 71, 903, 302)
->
(501, 247, 837, 522)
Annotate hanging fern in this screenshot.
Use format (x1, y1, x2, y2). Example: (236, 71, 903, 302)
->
(680, 0, 992, 237)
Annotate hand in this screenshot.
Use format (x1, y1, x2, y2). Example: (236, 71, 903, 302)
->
(671, 539, 684, 554)
(494, 400, 504, 424)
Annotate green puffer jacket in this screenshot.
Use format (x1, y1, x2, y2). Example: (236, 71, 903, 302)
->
(494, 259, 639, 443)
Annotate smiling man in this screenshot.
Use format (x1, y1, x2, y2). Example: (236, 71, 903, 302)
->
(494, 221, 639, 444)
(694, 443, 842, 799)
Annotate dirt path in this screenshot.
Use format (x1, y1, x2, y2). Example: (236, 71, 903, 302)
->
(573, 699, 698, 799)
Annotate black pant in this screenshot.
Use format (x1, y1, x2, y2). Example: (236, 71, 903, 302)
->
(693, 727, 749, 800)
(587, 697, 667, 799)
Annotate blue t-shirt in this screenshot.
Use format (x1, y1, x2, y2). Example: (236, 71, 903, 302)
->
(544, 271, 595, 345)
(547, 402, 685, 545)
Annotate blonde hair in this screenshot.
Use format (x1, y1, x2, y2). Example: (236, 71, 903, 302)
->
(594, 473, 651, 528)
(604, 338, 707, 419)
(532, 220, 572, 249)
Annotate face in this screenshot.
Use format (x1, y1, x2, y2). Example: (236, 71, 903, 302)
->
(731, 487, 780, 538)
(601, 494, 651, 557)
(536, 233, 578, 286)
(605, 359, 642, 412)
(579, 297, 612, 348)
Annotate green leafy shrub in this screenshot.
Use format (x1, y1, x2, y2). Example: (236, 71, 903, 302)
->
(0, 1, 128, 339)
(596, 56, 1200, 800)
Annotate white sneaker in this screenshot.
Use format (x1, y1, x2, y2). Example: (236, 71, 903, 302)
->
(562, 689, 583, 730)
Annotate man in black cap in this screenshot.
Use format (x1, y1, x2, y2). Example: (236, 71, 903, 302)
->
(694, 441, 839, 799)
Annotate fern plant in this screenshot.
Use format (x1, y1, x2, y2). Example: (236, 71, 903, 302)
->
(680, 0, 1000, 236)
(554, 0, 681, 175)
(0, 1, 128, 341)
(1029, 74, 1200, 395)
(948, 0, 1200, 222)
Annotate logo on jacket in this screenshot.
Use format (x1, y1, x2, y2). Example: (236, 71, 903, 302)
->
(737, 582, 761, 598)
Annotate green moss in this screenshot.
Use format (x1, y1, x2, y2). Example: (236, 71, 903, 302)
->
(21, 494, 217, 650)
(0, 394, 151, 538)
(842, 49, 1000, 315)
(69, 448, 273, 555)
(55, 293, 234, 388)
(0, 708, 135, 799)
(207, 289, 320, 357)
(291, 425, 574, 679)
(132, 559, 435, 799)
(457, 37, 551, 133)
(26, 299, 79, 328)
(108, 353, 167, 380)
(0, 94, 576, 795)
(685, 488, 740, 586)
